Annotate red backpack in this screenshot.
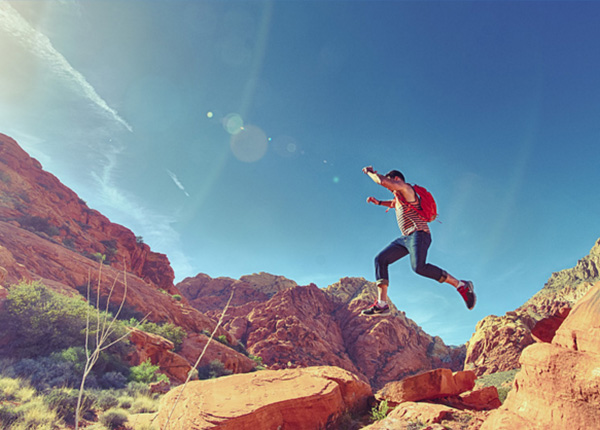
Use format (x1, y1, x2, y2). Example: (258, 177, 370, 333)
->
(394, 184, 438, 222)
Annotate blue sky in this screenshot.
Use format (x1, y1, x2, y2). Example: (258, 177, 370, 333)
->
(1, 1, 599, 345)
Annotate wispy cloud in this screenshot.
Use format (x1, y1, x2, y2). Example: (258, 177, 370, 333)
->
(167, 169, 190, 197)
(0, 2, 132, 132)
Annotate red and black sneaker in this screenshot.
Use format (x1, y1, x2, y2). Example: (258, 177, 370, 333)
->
(457, 281, 476, 310)
(361, 301, 390, 316)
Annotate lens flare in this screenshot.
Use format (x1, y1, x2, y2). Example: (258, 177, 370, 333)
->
(271, 135, 299, 158)
(230, 124, 268, 163)
(223, 113, 244, 135)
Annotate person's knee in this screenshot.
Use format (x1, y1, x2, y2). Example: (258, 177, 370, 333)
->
(375, 254, 387, 267)
(412, 261, 426, 276)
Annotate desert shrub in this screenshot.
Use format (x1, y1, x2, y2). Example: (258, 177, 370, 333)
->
(44, 387, 94, 425)
(125, 381, 151, 398)
(17, 215, 60, 237)
(126, 319, 187, 351)
(7, 356, 84, 391)
(406, 420, 427, 430)
(99, 407, 129, 429)
(0, 377, 36, 406)
(100, 371, 129, 390)
(498, 386, 511, 403)
(0, 281, 90, 358)
(370, 399, 390, 422)
(129, 359, 168, 385)
(13, 397, 59, 430)
(0, 404, 19, 428)
(130, 395, 159, 414)
(196, 359, 232, 380)
(0, 376, 21, 401)
(94, 389, 121, 411)
(117, 394, 134, 409)
(100, 239, 118, 264)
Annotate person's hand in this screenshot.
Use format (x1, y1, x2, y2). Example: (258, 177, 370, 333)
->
(366, 196, 379, 205)
(362, 166, 375, 174)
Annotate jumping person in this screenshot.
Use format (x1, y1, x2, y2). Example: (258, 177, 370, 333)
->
(361, 166, 475, 315)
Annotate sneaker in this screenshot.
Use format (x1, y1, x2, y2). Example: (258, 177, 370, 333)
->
(361, 301, 390, 316)
(457, 281, 476, 310)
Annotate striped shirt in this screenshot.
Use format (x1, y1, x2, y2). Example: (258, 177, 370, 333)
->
(394, 192, 430, 236)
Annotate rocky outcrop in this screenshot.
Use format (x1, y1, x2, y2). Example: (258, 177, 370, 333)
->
(152, 366, 372, 430)
(464, 312, 535, 376)
(376, 369, 476, 405)
(176, 272, 297, 313)
(178, 333, 257, 375)
(127, 328, 192, 385)
(363, 401, 489, 430)
(366, 368, 500, 430)
(465, 239, 600, 376)
(482, 282, 600, 430)
(179, 275, 465, 389)
(0, 133, 175, 293)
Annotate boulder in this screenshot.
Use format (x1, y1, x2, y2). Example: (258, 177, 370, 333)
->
(153, 366, 372, 430)
(376, 368, 476, 405)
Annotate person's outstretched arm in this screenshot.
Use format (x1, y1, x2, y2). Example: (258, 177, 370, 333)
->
(366, 196, 394, 208)
(362, 166, 414, 199)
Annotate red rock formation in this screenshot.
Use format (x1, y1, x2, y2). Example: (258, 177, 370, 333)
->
(530, 306, 570, 343)
(179, 275, 465, 389)
(153, 366, 372, 430)
(376, 368, 476, 405)
(465, 239, 600, 376)
(482, 282, 600, 430)
(0, 133, 174, 292)
(464, 312, 535, 376)
(178, 333, 256, 375)
(127, 328, 192, 385)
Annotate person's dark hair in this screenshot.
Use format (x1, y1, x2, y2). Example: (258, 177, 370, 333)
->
(385, 170, 405, 182)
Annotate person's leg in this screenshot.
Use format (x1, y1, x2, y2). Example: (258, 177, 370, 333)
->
(362, 239, 408, 315)
(407, 231, 476, 309)
(375, 238, 409, 302)
(407, 232, 445, 281)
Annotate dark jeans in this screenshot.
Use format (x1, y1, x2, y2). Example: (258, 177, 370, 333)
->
(375, 231, 446, 284)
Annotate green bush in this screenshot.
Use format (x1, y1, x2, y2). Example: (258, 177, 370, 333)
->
(94, 389, 120, 411)
(370, 399, 390, 422)
(128, 359, 168, 385)
(126, 319, 187, 351)
(13, 397, 59, 430)
(0, 404, 20, 428)
(43, 387, 93, 425)
(0, 281, 90, 358)
(197, 359, 232, 380)
(0, 281, 130, 360)
(99, 407, 129, 429)
(17, 215, 60, 237)
(130, 395, 159, 414)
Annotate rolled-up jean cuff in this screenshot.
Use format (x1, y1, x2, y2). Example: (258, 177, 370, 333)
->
(376, 279, 389, 286)
(438, 270, 448, 283)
